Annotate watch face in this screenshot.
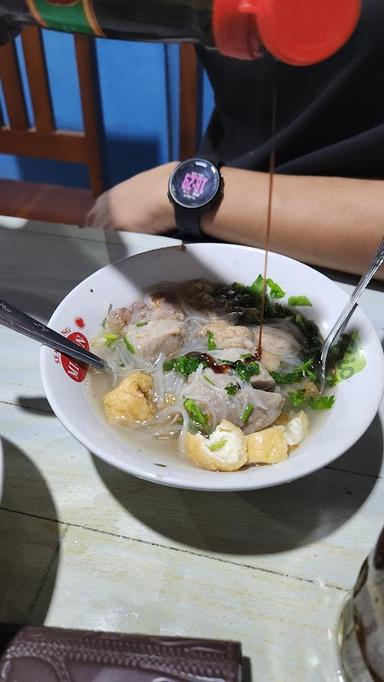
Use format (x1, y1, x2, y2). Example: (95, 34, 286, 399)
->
(169, 158, 221, 209)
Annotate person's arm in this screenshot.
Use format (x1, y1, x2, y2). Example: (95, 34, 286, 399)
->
(85, 163, 384, 279)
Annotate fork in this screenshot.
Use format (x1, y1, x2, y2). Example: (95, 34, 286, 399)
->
(318, 235, 384, 391)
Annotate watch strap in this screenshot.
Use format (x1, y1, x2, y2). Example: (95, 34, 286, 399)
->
(173, 204, 203, 239)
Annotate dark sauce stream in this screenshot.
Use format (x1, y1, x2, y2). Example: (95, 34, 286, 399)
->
(257, 69, 277, 359)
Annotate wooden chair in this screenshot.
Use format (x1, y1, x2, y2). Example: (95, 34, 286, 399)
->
(179, 43, 199, 160)
(0, 26, 103, 224)
(0, 33, 199, 225)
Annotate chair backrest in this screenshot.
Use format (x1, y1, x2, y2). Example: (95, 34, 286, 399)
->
(179, 43, 199, 160)
(0, 26, 103, 198)
(0, 33, 199, 224)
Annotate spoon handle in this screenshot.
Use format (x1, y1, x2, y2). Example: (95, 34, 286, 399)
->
(321, 236, 384, 361)
(0, 299, 107, 371)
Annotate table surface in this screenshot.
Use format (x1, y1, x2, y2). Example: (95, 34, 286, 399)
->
(1, 217, 383, 681)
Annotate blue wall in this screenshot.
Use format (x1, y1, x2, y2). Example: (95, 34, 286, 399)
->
(0, 32, 215, 192)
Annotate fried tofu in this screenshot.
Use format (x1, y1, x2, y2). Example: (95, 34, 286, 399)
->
(103, 371, 155, 424)
(285, 410, 309, 446)
(185, 420, 247, 472)
(246, 425, 288, 464)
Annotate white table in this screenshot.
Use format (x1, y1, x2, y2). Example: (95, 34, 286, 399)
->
(0, 217, 383, 681)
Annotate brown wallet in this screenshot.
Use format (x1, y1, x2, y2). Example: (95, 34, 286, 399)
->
(0, 624, 245, 682)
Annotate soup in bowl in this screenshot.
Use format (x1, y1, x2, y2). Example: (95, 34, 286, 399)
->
(40, 243, 384, 492)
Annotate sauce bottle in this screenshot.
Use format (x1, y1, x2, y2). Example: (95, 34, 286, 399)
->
(0, 0, 361, 66)
(339, 527, 384, 681)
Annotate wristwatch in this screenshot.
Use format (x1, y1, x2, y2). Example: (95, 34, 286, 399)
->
(168, 158, 224, 239)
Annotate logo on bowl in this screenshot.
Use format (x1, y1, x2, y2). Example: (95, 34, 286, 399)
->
(75, 317, 85, 329)
(56, 329, 89, 383)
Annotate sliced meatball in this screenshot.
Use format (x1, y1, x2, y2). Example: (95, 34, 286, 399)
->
(250, 367, 276, 392)
(106, 307, 131, 335)
(130, 291, 184, 324)
(185, 369, 283, 433)
(201, 320, 254, 351)
(255, 326, 302, 364)
(259, 350, 280, 373)
(126, 319, 185, 361)
(244, 390, 284, 434)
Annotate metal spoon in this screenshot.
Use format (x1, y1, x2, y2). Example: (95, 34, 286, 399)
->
(318, 235, 384, 391)
(0, 299, 108, 372)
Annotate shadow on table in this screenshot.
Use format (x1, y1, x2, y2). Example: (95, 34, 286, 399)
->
(93, 413, 383, 556)
(0, 221, 171, 323)
(17, 396, 54, 415)
(0, 438, 60, 626)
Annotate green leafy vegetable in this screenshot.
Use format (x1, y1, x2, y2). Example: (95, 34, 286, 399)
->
(208, 439, 227, 452)
(203, 374, 215, 386)
(123, 336, 136, 354)
(241, 403, 254, 424)
(266, 278, 286, 299)
(164, 355, 207, 377)
(288, 390, 335, 410)
(104, 333, 121, 347)
(287, 390, 307, 407)
(207, 330, 217, 351)
(225, 382, 240, 396)
(271, 358, 316, 385)
(136, 321, 148, 327)
(234, 360, 260, 382)
(291, 313, 322, 362)
(166, 353, 260, 385)
(288, 295, 312, 307)
(184, 399, 209, 428)
(307, 395, 335, 410)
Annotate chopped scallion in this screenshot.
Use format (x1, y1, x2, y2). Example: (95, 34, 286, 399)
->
(208, 439, 227, 452)
(288, 295, 312, 307)
(123, 336, 136, 353)
(207, 330, 217, 351)
(184, 398, 209, 428)
(104, 333, 121, 347)
(266, 278, 286, 299)
(249, 274, 264, 295)
(241, 403, 254, 424)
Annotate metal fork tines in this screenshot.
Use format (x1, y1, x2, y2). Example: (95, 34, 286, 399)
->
(318, 235, 384, 392)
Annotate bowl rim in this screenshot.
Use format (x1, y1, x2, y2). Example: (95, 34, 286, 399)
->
(40, 242, 384, 492)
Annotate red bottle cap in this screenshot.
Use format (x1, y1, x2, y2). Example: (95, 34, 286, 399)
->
(213, 0, 361, 65)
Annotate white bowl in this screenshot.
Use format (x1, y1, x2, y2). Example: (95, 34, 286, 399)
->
(40, 243, 384, 492)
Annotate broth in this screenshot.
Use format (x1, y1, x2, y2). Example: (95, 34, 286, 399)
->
(86, 277, 334, 472)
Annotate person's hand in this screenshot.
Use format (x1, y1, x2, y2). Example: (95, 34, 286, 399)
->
(85, 162, 178, 233)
